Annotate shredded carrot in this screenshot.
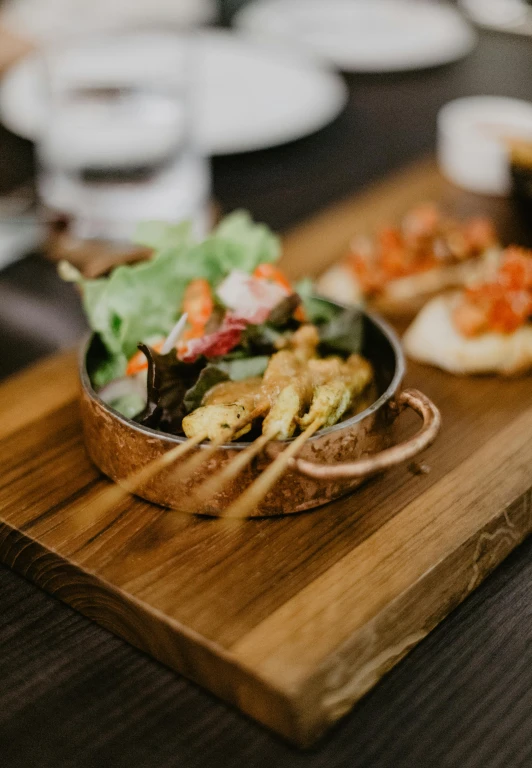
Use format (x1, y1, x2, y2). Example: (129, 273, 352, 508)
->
(182, 278, 214, 329)
(182, 324, 207, 341)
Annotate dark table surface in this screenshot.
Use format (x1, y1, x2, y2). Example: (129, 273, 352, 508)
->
(1, 23, 532, 768)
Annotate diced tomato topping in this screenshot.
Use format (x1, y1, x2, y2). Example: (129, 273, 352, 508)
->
(380, 244, 410, 279)
(498, 247, 532, 291)
(126, 339, 165, 375)
(342, 205, 498, 296)
(452, 301, 488, 337)
(378, 227, 403, 253)
(345, 252, 383, 295)
(462, 217, 497, 253)
(488, 294, 529, 334)
(402, 203, 440, 240)
(453, 247, 532, 336)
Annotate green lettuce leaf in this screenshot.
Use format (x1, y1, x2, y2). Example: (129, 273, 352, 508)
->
(107, 392, 147, 420)
(218, 355, 270, 381)
(318, 307, 364, 356)
(137, 344, 206, 434)
(60, 211, 280, 387)
(296, 281, 340, 325)
(212, 210, 280, 271)
(91, 351, 129, 389)
(133, 220, 192, 251)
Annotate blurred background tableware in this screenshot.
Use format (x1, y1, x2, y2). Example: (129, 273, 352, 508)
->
(437, 96, 532, 196)
(37, 31, 210, 250)
(460, 0, 532, 37)
(0, 0, 347, 274)
(235, 0, 478, 72)
(0, 181, 41, 269)
(0, 30, 347, 155)
(509, 138, 532, 232)
(0, 0, 217, 42)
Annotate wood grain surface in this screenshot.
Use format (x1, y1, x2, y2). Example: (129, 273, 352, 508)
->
(1, 161, 531, 746)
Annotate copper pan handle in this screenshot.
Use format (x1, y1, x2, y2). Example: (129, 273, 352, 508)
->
(290, 388, 441, 480)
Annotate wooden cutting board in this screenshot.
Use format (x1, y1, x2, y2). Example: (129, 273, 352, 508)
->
(1, 160, 532, 747)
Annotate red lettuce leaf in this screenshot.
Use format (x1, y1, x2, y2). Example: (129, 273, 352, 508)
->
(136, 344, 205, 435)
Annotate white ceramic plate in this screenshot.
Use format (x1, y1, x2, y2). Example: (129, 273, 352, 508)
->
(235, 0, 477, 73)
(0, 30, 347, 155)
(0, 0, 217, 40)
(459, 0, 532, 37)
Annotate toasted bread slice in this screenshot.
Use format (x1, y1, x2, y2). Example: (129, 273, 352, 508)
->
(403, 293, 532, 375)
(317, 251, 499, 318)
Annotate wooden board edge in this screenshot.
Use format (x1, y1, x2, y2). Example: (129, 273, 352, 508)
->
(283, 487, 532, 746)
(0, 520, 304, 745)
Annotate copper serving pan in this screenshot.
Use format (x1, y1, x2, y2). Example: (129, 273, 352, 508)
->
(80, 307, 441, 517)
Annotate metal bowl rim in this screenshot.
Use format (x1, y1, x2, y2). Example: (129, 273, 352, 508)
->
(79, 308, 405, 451)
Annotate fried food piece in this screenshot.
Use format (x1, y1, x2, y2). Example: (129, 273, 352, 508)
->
(261, 350, 301, 395)
(185, 378, 265, 441)
(182, 341, 373, 444)
(203, 378, 263, 406)
(307, 356, 344, 384)
(262, 353, 364, 439)
(262, 350, 315, 438)
(273, 323, 320, 356)
(299, 354, 373, 428)
(183, 347, 316, 443)
(261, 384, 302, 439)
(182, 403, 252, 442)
(289, 324, 320, 361)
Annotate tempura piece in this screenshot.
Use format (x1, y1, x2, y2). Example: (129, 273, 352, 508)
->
(299, 355, 373, 428)
(182, 403, 252, 442)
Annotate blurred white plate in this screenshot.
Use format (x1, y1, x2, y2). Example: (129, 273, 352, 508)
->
(0, 0, 217, 40)
(0, 30, 347, 155)
(459, 0, 532, 36)
(235, 0, 477, 72)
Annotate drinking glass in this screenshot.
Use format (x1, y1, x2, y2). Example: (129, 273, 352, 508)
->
(37, 31, 210, 248)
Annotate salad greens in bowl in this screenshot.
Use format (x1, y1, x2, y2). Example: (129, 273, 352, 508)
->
(64, 211, 366, 439)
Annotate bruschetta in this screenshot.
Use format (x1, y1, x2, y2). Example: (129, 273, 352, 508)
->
(403, 247, 532, 375)
(317, 203, 499, 317)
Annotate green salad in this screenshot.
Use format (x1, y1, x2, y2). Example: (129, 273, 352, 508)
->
(62, 211, 364, 438)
